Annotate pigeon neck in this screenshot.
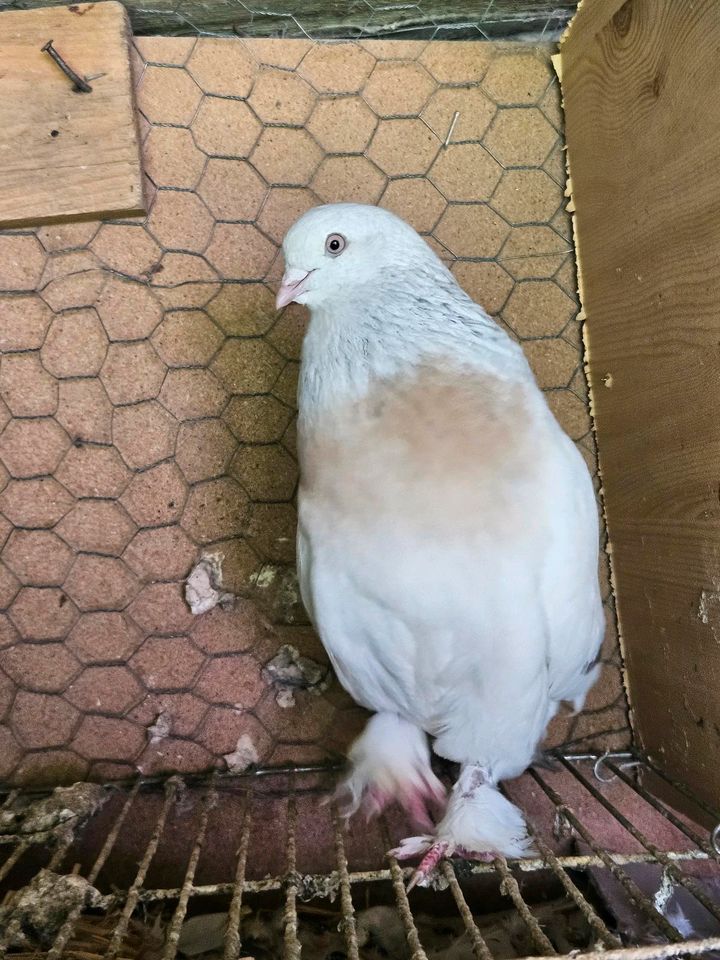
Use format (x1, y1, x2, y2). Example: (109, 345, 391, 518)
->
(297, 292, 531, 421)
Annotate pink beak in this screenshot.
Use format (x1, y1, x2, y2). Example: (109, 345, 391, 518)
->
(276, 268, 312, 310)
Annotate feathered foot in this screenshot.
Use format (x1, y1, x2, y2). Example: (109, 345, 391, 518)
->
(388, 764, 534, 889)
(334, 713, 446, 831)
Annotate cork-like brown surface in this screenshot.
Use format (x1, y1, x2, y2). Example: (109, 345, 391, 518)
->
(0, 38, 628, 787)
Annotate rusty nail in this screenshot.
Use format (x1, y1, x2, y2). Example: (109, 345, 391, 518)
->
(41, 40, 93, 93)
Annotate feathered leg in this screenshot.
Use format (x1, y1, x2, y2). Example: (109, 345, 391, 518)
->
(335, 712, 446, 830)
(390, 764, 534, 888)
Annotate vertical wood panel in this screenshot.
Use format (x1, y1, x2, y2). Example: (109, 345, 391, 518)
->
(560, 0, 720, 805)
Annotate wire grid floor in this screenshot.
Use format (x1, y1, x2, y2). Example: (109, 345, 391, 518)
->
(1, 753, 719, 960)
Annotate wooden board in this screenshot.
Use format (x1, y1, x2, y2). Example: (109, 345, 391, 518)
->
(0, 2, 145, 227)
(559, 0, 720, 809)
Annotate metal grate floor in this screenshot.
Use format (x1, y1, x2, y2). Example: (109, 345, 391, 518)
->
(1, 753, 719, 960)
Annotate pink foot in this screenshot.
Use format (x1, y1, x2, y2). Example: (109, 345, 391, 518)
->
(389, 836, 497, 890)
(337, 773, 444, 832)
(406, 841, 448, 891)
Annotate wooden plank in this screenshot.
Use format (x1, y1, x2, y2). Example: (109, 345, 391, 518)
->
(0, 0, 577, 38)
(0, 1, 145, 228)
(559, 0, 720, 808)
(608, 522, 720, 799)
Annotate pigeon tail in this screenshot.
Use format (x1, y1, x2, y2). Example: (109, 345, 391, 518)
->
(334, 712, 446, 831)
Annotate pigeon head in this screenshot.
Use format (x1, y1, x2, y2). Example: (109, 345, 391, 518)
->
(276, 203, 438, 311)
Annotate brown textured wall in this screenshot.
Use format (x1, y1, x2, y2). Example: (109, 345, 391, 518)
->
(0, 37, 628, 787)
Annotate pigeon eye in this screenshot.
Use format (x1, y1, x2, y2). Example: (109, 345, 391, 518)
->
(325, 233, 346, 256)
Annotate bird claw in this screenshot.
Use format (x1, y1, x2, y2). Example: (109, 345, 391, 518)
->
(390, 836, 498, 890)
(406, 841, 449, 890)
(390, 837, 450, 890)
(405, 869, 424, 893)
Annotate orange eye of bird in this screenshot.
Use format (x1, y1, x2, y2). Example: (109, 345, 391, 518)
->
(325, 233, 346, 256)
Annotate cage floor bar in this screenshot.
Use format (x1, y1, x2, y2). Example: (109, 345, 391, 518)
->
(0, 754, 719, 960)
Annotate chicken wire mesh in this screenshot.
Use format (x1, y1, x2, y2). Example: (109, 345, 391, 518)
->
(1, 754, 719, 960)
(0, 0, 577, 39)
(0, 36, 629, 785)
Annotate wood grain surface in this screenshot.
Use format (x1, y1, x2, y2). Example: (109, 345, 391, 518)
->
(560, 0, 720, 809)
(0, 1, 145, 227)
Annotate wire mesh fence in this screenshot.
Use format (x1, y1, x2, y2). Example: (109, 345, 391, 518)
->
(0, 0, 578, 39)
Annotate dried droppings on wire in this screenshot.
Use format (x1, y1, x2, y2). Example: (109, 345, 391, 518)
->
(263, 644, 330, 707)
(294, 871, 341, 903)
(3, 782, 109, 838)
(185, 554, 235, 616)
(0, 869, 102, 949)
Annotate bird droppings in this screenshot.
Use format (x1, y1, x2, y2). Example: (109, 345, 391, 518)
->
(250, 565, 277, 590)
(263, 643, 330, 706)
(148, 710, 172, 743)
(0, 870, 103, 949)
(275, 686, 296, 709)
(698, 587, 720, 633)
(0, 782, 109, 838)
(295, 872, 341, 902)
(223, 733, 259, 773)
(653, 868, 676, 914)
(185, 553, 235, 615)
(249, 564, 306, 624)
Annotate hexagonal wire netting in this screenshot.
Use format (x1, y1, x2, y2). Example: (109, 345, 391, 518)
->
(0, 18, 625, 788)
(0, 0, 578, 39)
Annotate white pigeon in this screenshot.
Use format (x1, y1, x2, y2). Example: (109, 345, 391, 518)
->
(276, 203, 604, 886)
